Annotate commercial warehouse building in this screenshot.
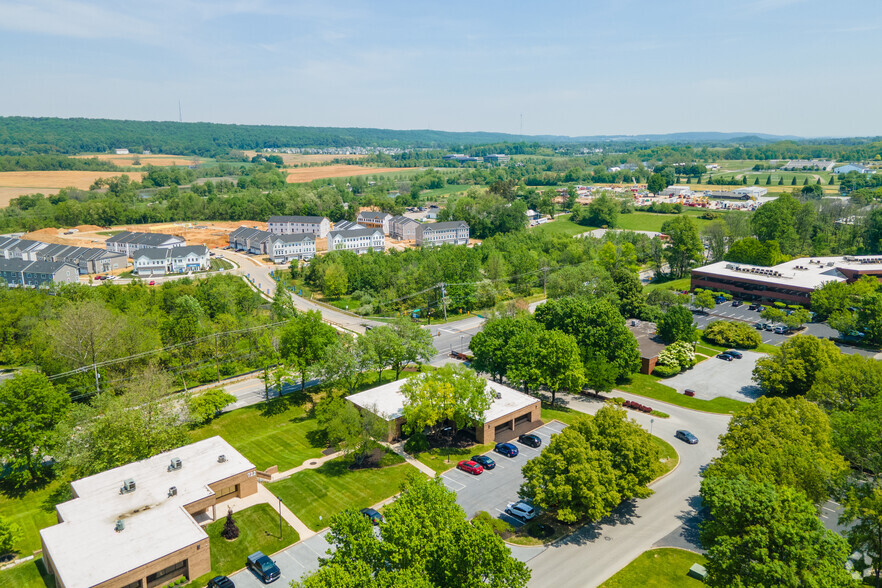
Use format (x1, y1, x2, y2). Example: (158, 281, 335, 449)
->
(347, 378, 541, 444)
(690, 256, 882, 307)
(40, 437, 257, 588)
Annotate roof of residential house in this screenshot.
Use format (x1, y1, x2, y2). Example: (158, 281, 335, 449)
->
(421, 221, 469, 231)
(267, 215, 327, 224)
(347, 379, 537, 424)
(106, 231, 183, 246)
(333, 220, 364, 231)
(40, 437, 254, 588)
(133, 247, 170, 261)
(328, 228, 384, 239)
(230, 227, 272, 242)
(0, 258, 35, 272)
(357, 211, 393, 220)
(170, 245, 208, 257)
(20, 260, 77, 275)
(392, 215, 420, 225)
(271, 233, 316, 244)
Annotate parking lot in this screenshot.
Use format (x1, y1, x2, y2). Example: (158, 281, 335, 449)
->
(442, 421, 567, 527)
(229, 530, 332, 588)
(666, 350, 763, 402)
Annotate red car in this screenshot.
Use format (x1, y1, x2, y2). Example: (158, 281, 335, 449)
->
(94, 275, 103, 280)
(148, 280, 156, 286)
(457, 460, 483, 475)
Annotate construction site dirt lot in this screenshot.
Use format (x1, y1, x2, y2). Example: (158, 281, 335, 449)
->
(71, 153, 207, 167)
(285, 165, 402, 183)
(0, 171, 146, 205)
(23, 221, 265, 249)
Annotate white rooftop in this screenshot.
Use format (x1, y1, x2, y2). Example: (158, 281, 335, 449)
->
(347, 377, 538, 424)
(40, 436, 254, 588)
(694, 256, 882, 291)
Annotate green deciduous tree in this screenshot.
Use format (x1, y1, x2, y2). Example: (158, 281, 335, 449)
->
(0, 516, 23, 556)
(315, 397, 389, 466)
(705, 396, 848, 503)
(187, 388, 237, 424)
(752, 334, 841, 397)
(533, 330, 584, 405)
(647, 173, 667, 194)
(584, 193, 619, 228)
(700, 475, 857, 588)
(660, 216, 703, 277)
(723, 237, 786, 266)
(0, 370, 69, 487)
(840, 481, 882, 584)
(702, 320, 761, 348)
(809, 354, 882, 412)
(400, 364, 493, 437)
(693, 289, 717, 314)
(389, 319, 435, 380)
(656, 340, 695, 371)
(657, 304, 696, 343)
(322, 262, 349, 299)
(469, 316, 542, 383)
(297, 475, 530, 588)
(280, 310, 338, 393)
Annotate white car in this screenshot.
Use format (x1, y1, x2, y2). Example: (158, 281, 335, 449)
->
(506, 501, 536, 521)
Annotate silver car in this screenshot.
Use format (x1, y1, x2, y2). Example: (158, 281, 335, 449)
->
(506, 501, 536, 520)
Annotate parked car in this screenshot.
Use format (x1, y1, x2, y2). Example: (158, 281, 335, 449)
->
(763, 323, 774, 331)
(754, 322, 766, 330)
(755, 306, 765, 312)
(506, 501, 536, 521)
(731, 300, 742, 307)
(675, 430, 699, 445)
(494, 442, 519, 458)
(457, 460, 484, 475)
(683, 389, 696, 397)
(717, 353, 733, 361)
(714, 296, 726, 304)
(518, 433, 542, 448)
(93, 275, 103, 281)
(725, 350, 743, 359)
(773, 326, 787, 334)
(471, 455, 496, 470)
(148, 280, 156, 286)
(208, 576, 235, 588)
(748, 303, 759, 310)
(359, 507, 384, 525)
(246, 551, 280, 584)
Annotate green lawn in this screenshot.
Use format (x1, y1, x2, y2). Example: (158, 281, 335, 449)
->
(210, 258, 234, 271)
(0, 476, 71, 556)
(188, 397, 324, 472)
(643, 277, 690, 293)
(618, 210, 719, 233)
(619, 373, 748, 414)
(600, 548, 707, 588)
(541, 403, 586, 426)
(268, 460, 422, 531)
(652, 437, 678, 478)
(530, 214, 588, 237)
(415, 443, 495, 474)
(420, 184, 486, 199)
(0, 558, 55, 588)
(185, 503, 298, 588)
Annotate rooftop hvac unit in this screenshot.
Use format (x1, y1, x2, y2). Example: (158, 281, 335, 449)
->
(115, 520, 125, 532)
(168, 486, 177, 497)
(218, 455, 227, 463)
(120, 479, 136, 494)
(168, 457, 182, 471)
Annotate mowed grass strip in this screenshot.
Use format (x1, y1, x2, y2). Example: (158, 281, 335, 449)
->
(651, 437, 679, 478)
(0, 557, 55, 588)
(188, 400, 323, 472)
(268, 460, 422, 531)
(415, 443, 495, 474)
(529, 215, 588, 237)
(619, 374, 748, 414)
(184, 503, 298, 588)
(600, 548, 707, 588)
(0, 476, 71, 556)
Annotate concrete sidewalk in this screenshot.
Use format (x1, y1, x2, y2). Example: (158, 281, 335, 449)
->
(383, 441, 436, 477)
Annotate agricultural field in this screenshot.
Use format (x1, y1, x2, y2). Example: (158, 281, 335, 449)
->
(70, 153, 209, 168)
(419, 184, 487, 200)
(243, 151, 369, 165)
(0, 171, 146, 206)
(284, 164, 404, 183)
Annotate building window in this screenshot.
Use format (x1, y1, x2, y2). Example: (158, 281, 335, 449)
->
(215, 484, 239, 499)
(121, 581, 142, 588)
(145, 560, 185, 585)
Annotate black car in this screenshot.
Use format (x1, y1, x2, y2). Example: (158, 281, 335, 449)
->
(725, 350, 743, 359)
(731, 300, 743, 307)
(495, 442, 519, 457)
(471, 455, 496, 470)
(208, 577, 235, 588)
(247, 552, 280, 584)
(717, 353, 734, 361)
(518, 433, 542, 448)
(748, 304, 758, 310)
(675, 430, 699, 444)
(360, 507, 384, 525)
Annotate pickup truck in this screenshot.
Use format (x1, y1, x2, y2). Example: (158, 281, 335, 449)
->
(247, 551, 280, 584)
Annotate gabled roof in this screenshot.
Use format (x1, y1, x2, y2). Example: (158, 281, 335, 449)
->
(0, 258, 34, 272)
(357, 211, 393, 220)
(230, 227, 272, 242)
(271, 234, 316, 245)
(170, 245, 209, 258)
(268, 215, 327, 224)
(106, 231, 183, 246)
(391, 215, 419, 225)
(422, 221, 469, 231)
(21, 260, 77, 275)
(328, 228, 384, 239)
(333, 220, 364, 231)
(132, 247, 169, 261)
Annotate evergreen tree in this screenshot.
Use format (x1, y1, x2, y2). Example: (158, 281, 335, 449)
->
(791, 176, 797, 185)
(803, 177, 809, 186)
(766, 175, 772, 185)
(778, 176, 785, 185)
(754, 176, 760, 185)
(829, 175, 836, 185)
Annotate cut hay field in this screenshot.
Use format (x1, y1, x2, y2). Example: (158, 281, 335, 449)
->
(71, 153, 207, 167)
(285, 165, 402, 183)
(244, 151, 368, 165)
(0, 171, 145, 206)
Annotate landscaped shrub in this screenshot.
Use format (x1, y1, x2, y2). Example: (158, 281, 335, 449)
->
(703, 320, 761, 349)
(403, 432, 429, 454)
(652, 364, 681, 378)
(474, 510, 514, 537)
(221, 507, 239, 540)
(657, 341, 696, 370)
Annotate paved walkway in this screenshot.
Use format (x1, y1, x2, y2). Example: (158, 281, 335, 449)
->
(383, 441, 436, 477)
(270, 450, 345, 481)
(218, 483, 315, 540)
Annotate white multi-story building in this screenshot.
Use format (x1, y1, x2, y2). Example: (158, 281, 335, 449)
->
(356, 211, 393, 235)
(268, 234, 316, 263)
(327, 228, 385, 254)
(133, 246, 210, 276)
(389, 216, 420, 240)
(105, 231, 185, 256)
(267, 216, 330, 238)
(415, 221, 470, 246)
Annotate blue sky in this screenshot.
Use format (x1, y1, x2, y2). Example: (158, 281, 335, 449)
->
(0, 0, 879, 137)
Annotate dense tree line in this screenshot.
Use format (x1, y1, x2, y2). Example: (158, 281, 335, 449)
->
(0, 154, 120, 172)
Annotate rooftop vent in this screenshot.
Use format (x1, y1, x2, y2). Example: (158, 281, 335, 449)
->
(168, 486, 177, 497)
(218, 455, 227, 463)
(120, 479, 136, 494)
(168, 457, 182, 472)
(115, 520, 125, 532)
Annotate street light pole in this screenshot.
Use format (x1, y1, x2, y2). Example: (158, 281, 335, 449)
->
(278, 497, 283, 539)
(460, 335, 464, 352)
(650, 418, 654, 436)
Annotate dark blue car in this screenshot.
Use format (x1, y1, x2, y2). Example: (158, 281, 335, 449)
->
(495, 442, 519, 458)
(471, 455, 496, 470)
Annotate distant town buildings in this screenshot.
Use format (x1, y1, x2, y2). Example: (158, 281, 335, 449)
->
(834, 163, 875, 175)
(114, 148, 129, 155)
(732, 186, 767, 198)
(133, 245, 210, 276)
(782, 159, 835, 171)
(483, 154, 510, 164)
(106, 231, 186, 256)
(659, 185, 693, 197)
(40, 437, 257, 588)
(267, 216, 330, 238)
(690, 256, 882, 307)
(415, 221, 470, 247)
(327, 228, 385, 254)
(442, 154, 483, 163)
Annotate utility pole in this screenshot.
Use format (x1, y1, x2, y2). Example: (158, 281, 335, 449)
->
(440, 283, 448, 321)
(541, 266, 550, 297)
(93, 363, 100, 395)
(214, 333, 221, 383)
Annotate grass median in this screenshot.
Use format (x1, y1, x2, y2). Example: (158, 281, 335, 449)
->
(619, 374, 748, 414)
(599, 548, 707, 587)
(268, 457, 422, 532)
(414, 443, 495, 474)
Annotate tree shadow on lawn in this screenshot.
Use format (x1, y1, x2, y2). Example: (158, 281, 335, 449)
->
(554, 500, 640, 547)
(0, 463, 58, 500)
(259, 387, 310, 417)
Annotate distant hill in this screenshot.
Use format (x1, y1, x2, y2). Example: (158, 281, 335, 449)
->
(0, 116, 826, 157)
